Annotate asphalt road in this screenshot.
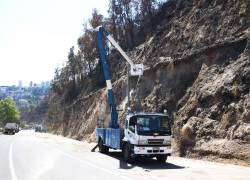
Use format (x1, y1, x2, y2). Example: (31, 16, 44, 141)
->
(0, 130, 250, 180)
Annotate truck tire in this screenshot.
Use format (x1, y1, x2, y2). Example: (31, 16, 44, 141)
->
(123, 143, 133, 163)
(98, 139, 109, 153)
(156, 154, 167, 163)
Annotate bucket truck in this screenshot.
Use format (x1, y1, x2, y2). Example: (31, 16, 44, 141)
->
(95, 26, 172, 163)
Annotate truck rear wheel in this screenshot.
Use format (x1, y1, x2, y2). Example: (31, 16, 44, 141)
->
(156, 154, 167, 163)
(98, 139, 109, 153)
(123, 143, 133, 163)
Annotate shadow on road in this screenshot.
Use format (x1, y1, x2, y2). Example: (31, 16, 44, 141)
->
(101, 151, 185, 170)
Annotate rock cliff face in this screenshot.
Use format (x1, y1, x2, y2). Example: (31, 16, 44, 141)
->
(45, 0, 250, 164)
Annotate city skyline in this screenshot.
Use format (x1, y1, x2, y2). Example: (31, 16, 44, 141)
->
(0, 80, 50, 87)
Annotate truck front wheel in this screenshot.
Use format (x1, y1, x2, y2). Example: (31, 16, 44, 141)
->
(156, 154, 167, 163)
(123, 143, 133, 163)
(98, 139, 109, 153)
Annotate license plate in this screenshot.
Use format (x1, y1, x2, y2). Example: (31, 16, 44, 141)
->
(153, 147, 160, 151)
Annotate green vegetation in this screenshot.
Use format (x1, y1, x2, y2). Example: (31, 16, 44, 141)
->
(0, 98, 20, 127)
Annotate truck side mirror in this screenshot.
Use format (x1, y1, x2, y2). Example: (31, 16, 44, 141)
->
(129, 125, 135, 132)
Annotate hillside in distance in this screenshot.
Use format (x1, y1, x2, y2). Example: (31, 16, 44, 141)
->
(0, 84, 50, 124)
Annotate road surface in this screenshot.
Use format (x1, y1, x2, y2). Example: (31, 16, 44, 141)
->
(0, 130, 250, 180)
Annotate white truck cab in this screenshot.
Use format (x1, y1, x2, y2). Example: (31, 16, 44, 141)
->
(122, 112, 172, 163)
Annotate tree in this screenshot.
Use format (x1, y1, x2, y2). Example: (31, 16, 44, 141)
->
(139, 0, 157, 29)
(0, 98, 20, 127)
(108, 0, 119, 40)
(67, 46, 77, 82)
(108, 0, 133, 49)
(51, 66, 61, 93)
(89, 8, 104, 29)
(78, 9, 104, 75)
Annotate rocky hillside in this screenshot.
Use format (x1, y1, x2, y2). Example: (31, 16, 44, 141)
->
(45, 0, 250, 165)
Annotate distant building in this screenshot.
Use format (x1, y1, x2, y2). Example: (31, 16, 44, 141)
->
(18, 80, 22, 88)
(0, 86, 8, 93)
(29, 81, 33, 88)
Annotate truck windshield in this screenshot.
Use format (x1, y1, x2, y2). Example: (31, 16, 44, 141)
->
(5, 123, 16, 128)
(135, 115, 171, 136)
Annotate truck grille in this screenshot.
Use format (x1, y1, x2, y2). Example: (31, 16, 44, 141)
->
(148, 139, 164, 145)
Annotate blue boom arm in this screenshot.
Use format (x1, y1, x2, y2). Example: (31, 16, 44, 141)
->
(96, 27, 119, 129)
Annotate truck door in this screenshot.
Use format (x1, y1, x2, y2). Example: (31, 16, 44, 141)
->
(124, 116, 137, 143)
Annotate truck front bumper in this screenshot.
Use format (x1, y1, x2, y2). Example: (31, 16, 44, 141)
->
(133, 146, 171, 155)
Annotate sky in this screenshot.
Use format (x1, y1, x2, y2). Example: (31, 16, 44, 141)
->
(0, 0, 108, 86)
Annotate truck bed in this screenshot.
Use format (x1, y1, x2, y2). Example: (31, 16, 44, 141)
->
(96, 128, 124, 149)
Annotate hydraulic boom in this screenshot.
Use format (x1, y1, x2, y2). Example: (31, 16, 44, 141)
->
(95, 26, 143, 128)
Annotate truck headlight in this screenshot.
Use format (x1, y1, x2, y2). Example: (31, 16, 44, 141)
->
(138, 139, 148, 145)
(163, 139, 171, 145)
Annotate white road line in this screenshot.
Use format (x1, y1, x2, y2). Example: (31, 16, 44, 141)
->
(50, 145, 132, 180)
(9, 143, 18, 180)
